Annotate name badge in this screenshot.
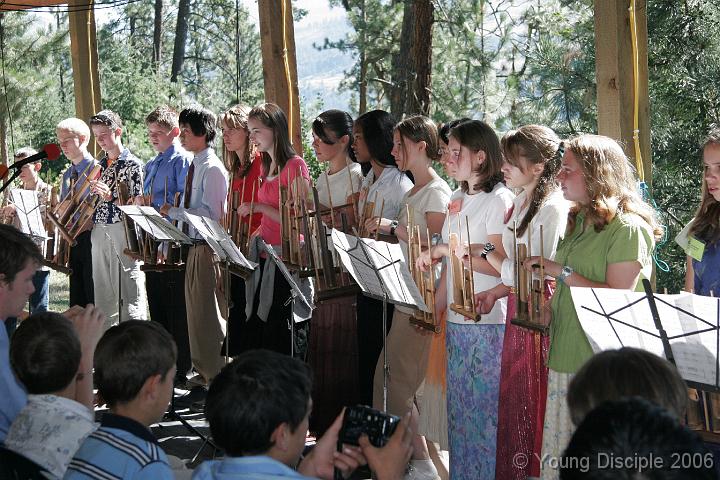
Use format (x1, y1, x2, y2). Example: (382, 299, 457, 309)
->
(688, 236, 705, 262)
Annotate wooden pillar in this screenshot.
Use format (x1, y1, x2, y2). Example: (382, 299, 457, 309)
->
(257, 0, 302, 154)
(594, 0, 651, 185)
(68, 0, 102, 157)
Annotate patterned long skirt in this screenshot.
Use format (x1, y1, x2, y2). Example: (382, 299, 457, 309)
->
(447, 322, 505, 479)
(539, 369, 574, 479)
(418, 311, 448, 450)
(495, 290, 552, 479)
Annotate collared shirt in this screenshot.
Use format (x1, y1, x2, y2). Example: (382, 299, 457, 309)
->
(357, 166, 413, 221)
(143, 142, 192, 209)
(10, 178, 53, 265)
(192, 455, 316, 480)
(65, 412, 173, 479)
(5, 394, 97, 479)
(93, 148, 144, 225)
(167, 147, 228, 239)
(60, 153, 98, 201)
(0, 320, 27, 443)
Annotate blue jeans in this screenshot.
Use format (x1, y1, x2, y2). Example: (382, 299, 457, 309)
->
(5, 270, 50, 337)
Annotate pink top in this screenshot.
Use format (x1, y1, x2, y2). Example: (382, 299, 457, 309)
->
(257, 155, 310, 246)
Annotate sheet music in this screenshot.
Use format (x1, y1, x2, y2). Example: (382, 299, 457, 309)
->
(183, 212, 257, 271)
(571, 287, 720, 387)
(331, 229, 428, 312)
(258, 239, 312, 319)
(10, 189, 47, 239)
(118, 205, 193, 243)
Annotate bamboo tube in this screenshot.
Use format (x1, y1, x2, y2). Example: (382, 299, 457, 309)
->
(374, 199, 385, 241)
(466, 216, 476, 314)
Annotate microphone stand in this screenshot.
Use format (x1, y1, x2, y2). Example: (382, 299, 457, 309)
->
(0, 169, 22, 195)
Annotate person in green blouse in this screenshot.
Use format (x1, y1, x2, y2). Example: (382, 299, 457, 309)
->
(523, 134, 663, 480)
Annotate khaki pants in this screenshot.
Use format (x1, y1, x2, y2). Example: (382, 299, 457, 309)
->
(91, 223, 147, 329)
(373, 309, 432, 415)
(185, 245, 227, 382)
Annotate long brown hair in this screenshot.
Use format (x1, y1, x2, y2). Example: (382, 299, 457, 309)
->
(220, 104, 254, 177)
(502, 125, 562, 236)
(689, 129, 720, 244)
(248, 103, 297, 177)
(395, 115, 440, 164)
(565, 134, 662, 239)
(449, 120, 504, 193)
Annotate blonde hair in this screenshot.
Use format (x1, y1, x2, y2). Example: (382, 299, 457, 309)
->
(220, 104, 254, 177)
(565, 134, 662, 240)
(56, 118, 91, 148)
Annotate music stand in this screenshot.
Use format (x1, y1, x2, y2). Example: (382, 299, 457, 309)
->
(10, 189, 48, 242)
(571, 279, 720, 392)
(257, 238, 312, 358)
(331, 229, 429, 412)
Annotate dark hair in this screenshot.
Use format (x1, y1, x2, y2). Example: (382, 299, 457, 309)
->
(312, 109, 356, 163)
(249, 103, 297, 177)
(568, 347, 687, 426)
(354, 109, 396, 170)
(689, 128, 720, 244)
(10, 312, 81, 394)
(89, 109, 123, 131)
(438, 118, 470, 146)
(449, 120, 504, 193)
(561, 397, 715, 480)
(205, 349, 313, 456)
(395, 115, 440, 163)
(502, 125, 562, 236)
(94, 320, 177, 407)
(0, 224, 42, 285)
(179, 105, 217, 144)
(220, 104, 254, 177)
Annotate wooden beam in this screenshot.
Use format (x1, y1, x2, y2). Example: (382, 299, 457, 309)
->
(594, 0, 651, 185)
(68, 0, 101, 157)
(0, 0, 64, 11)
(257, 0, 302, 155)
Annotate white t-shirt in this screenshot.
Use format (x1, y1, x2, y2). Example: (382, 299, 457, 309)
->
(444, 183, 515, 325)
(396, 170, 452, 315)
(358, 167, 414, 221)
(316, 162, 364, 208)
(500, 189, 570, 286)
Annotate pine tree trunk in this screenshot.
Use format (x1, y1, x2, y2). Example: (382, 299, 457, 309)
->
(390, 0, 413, 119)
(153, 0, 163, 71)
(170, 0, 190, 83)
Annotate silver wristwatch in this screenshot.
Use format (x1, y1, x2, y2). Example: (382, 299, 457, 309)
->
(558, 265, 574, 284)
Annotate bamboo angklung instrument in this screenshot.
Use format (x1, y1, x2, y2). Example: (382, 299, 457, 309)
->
(510, 220, 549, 334)
(449, 216, 481, 321)
(407, 208, 440, 333)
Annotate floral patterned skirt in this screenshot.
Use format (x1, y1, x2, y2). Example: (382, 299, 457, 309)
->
(447, 322, 504, 480)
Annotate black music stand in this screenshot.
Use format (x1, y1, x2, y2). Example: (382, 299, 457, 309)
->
(572, 279, 720, 392)
(258, 239, 312, 358)
(331, 229, 429, 412)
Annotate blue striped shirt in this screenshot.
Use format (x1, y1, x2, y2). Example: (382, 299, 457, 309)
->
(64, 413, 173, 480)
(192, 456, 316, 479)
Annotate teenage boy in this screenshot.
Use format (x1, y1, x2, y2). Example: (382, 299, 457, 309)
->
(56, 118, 99, 308)
(1, 147, 53, 318)
(160, 105, 228, 385)
(143, 105, 192, 384)
(89, 110, 147, 329)
(65, 320, 177, 479)
(5, 309, 104, 478)
(0, 224, 43, 442)
(195, 349, 413, 480)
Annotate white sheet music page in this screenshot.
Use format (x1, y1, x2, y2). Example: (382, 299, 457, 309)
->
(10, 189, 47, 239)
(571, 287, 720, 387)
(182, 212, 257, 271)
(331, 229, 428, 312)
(117, 205, 193, 243)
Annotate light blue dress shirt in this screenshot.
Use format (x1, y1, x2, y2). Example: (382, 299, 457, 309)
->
(0, 320, 28, 443)
(143, 142, 191, 209)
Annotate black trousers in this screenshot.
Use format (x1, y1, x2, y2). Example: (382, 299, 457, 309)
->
(69, 230, 94, 308)
(145, 269, 192, 380)
(356, 294, 394, 407)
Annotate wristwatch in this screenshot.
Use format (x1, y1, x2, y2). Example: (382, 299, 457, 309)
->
(389, 220, 399, 236)
(480, 242, 495, 260)
(558, 265, 574, 284)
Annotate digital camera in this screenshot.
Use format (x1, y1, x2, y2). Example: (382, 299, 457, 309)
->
(338, 404, 400, 448)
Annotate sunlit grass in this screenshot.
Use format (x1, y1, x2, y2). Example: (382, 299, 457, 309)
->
(48, 270, 70, 312)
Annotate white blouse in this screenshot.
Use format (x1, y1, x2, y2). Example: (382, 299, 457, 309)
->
(357, 166, 414, 221)
(316, 162, 364, 208)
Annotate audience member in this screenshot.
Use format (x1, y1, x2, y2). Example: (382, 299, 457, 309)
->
(193, 349, 413, 480)
(65, 320, 177, 479)
(561, 397, 716, 480)
(5, 309, 104, 478)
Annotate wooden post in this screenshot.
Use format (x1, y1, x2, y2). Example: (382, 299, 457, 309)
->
(68, 0, 102, 158)
(257, 0, 302, 155)
(594, 0, 651, 186)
